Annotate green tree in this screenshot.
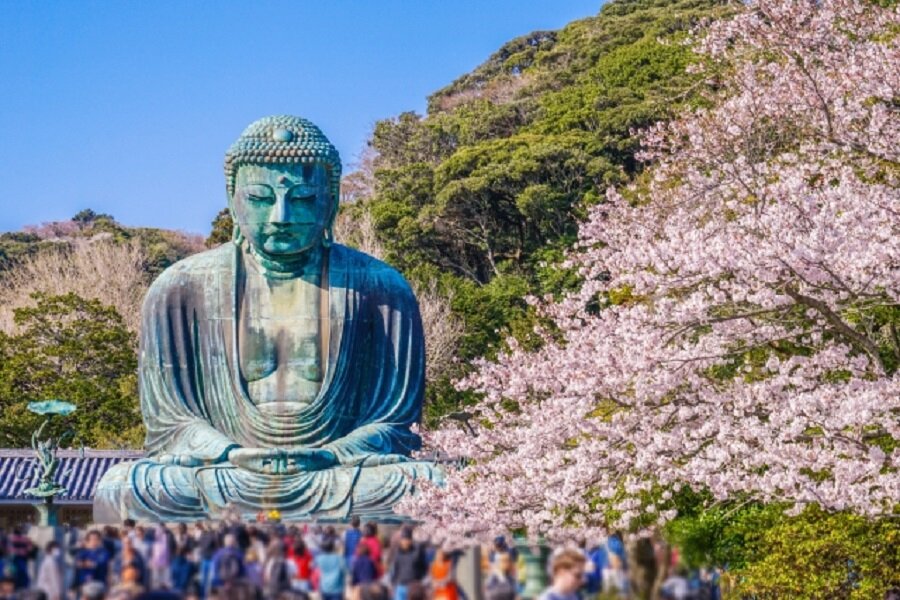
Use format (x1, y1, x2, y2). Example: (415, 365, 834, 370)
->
(0, 292, 142, 448)
(666, 501, 900, 598)
(207, 208, 233, 247)
(361, 0, 730, 417)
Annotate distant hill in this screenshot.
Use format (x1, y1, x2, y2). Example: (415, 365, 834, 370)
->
(0, 208, 205, 279)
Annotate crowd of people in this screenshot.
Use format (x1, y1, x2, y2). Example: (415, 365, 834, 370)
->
(0, 519, 721, 600)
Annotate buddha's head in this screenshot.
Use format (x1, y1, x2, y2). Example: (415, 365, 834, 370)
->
(225, 116, 341, 256)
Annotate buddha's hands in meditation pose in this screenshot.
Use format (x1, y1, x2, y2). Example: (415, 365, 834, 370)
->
(155, 447, 410, 473)
(156, 448, 338, 474)
(227, 447, 338, 474)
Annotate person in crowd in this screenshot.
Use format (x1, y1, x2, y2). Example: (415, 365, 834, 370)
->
(173, 524, 194, 557)
(122, 520, 137, 540)
(384, 527, 405, 574)
(359, 582, 390, 600)
(211, 534, 245, 593)
(210, 578, 259, 600)
(343, 517, 362, 565)
(430, 547, 459, 600)
(248, 529, 269, 569)
(321, 527, 339, 553)
(359, 524, 382, 576)
(490, 537, 517, 565)
(286, 538, 312, 593)
(584, 542, 606, 600)
(196, 522, 220, 597)
(170, 545, 198, 594)
(350, 542, 378, 593)
(484, 551, 516, 600)
(601, 533, 627, 597)
(226, 522, 251, 555)
(116, 536, 148, 590)
(7, 526, 34, 590)
(132, 527, 151, 565)
(312, 539, 345, 600)
(303, 526, 323, 558)
(184, 580, 204, 600)
(79, 580, 106, 600)
(244, 548, 263, 588)
(35, 541, 65, 600)
(405, 582, 426, 600)
(282, 527, 298, 551)
(74, 531, 111, 592)
(262, 540, 293, 600)
(388, 528, 427, 600)
(102, 527, 121, 561)
(276, 590, 309, 600)
(108, 564, 145, 600)
(0, 544, 14, 598)
(659, 567, 690, 600)
(150, 524, 173, 589)
(538, 549, 586, 600)
(0, 571, 15, 600)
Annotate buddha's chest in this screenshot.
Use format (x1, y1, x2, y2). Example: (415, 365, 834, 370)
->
(237, 273, 325, 405)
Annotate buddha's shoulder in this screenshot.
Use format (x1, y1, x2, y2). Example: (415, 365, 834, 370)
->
(147, 243, 235, 293)
(331, 244, 413, 294)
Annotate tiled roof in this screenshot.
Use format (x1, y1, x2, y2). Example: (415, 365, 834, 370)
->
(0, 449, 144, 503)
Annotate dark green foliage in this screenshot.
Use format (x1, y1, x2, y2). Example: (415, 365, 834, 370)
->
(666, 500, 900, 598)
(72, 208, 114, 224)
(0, 232, 54, 272)
(0, 293, 143, 448)
(363, 0, 729, 416)
(207, 208, 234, 247)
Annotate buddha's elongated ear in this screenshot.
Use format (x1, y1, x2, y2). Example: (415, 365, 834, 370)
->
(322, 164, 340, 248)
(226, 190, 243, 244)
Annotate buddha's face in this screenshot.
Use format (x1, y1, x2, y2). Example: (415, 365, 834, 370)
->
(232, 162, 332, 256)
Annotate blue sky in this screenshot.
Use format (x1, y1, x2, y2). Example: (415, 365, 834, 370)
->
(0, 1, 601, 235)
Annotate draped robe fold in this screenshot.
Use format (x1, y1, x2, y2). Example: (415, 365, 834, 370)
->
(93, 242, 442, 522)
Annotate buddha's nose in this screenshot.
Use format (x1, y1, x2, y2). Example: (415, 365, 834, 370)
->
(271, 193, 291, 223)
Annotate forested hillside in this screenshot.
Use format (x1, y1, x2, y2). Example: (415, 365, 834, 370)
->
(0, 210, 203, 447)
(351, 0, 731, 419)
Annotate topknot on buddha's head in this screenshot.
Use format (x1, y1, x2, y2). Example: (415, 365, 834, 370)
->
(224, 115, 342, 200)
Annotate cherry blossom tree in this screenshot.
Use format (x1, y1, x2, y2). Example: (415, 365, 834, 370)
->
(400, 0, 900, 542)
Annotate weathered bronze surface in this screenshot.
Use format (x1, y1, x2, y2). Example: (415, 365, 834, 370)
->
(93, 116, 442, 522)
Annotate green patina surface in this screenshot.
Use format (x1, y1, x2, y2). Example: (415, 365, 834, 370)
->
(24, 400, 78, 525)
(93, 116, 442, 523)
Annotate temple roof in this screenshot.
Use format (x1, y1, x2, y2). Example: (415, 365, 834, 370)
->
(0, 449, 144, 503)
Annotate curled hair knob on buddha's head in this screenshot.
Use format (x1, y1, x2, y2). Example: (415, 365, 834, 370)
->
(225, 116, 341, 246)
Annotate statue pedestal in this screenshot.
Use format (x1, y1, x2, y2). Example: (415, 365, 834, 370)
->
(33, 498, 59, 527)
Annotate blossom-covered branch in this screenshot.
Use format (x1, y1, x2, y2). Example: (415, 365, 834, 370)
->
(399, 0, 900, 542)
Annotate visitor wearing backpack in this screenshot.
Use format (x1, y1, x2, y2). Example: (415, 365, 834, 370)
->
(210, 534, 245, 592)
(484, 552, 516, 600)
(262, 539, 295, 600)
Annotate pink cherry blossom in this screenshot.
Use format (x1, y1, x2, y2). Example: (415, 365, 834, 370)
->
(398, 0, 900, 543)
